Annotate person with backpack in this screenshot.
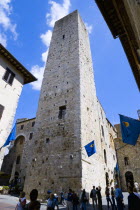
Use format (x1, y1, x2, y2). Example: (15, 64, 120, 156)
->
(115, 185, 124, 210)
(47, 193, 58, 210)
(15, 191, 26, 210)
(96, 187, 102, 210)
(105, 187, 113, 209)
(72, 191, 79, 210)
(90, 186, 97, 209)
(67, 189, 73, 210)
(80, 189, 88, 210)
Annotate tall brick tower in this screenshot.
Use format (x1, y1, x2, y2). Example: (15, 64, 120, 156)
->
(24, 10, 116, 198)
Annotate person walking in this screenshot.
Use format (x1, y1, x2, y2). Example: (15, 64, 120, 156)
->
(115, 185, 124, 210)
(27, 189, 40, 210)
(105, 187, 113, 209)
(15, 192, 26, 210)
(47, 193, 58, 210)
(72, 191, 79, 210)
(67, 189, 73, 210)
(80, 189, 88, 210)
(134, 181, 139, 192)
(128, 186, 140, 210)
(90, 186, 97, 209)
(111, 187, 117, 210)
(96, 187, 102, 210)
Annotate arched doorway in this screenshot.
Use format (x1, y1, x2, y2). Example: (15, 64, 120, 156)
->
(125, 171, 134, 189)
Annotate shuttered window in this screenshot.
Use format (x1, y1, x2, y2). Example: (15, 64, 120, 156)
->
(3, 68, 15, 85)
(0, 104, 4, 120)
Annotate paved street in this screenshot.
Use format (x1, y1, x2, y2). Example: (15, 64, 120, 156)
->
(0, 193, 129, 210)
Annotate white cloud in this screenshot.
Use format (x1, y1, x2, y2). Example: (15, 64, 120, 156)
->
(30, 65, 45, 90)
(40, 30, 52, 47)
(42, 49, 49, 63)
(85, 22, 93, 34)
(47, 0, 71, 27)
(30, 0, 71, 91)
(0, 33, 7, 46)
(0, 0, 18, 44)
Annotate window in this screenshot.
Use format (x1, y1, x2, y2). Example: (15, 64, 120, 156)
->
(0, 104, 4, 120)
(3, 67, 15, 85)
(16, 156, 20, 164)
(32, 121, 35, 127)
(101, 125, 104, 137)
(58, 106, 66, 119)
(20, 125, 24, 130)
(124, 157, 129, 166)
(63, 35, 65, 39)
(29, 133, 33, 140)
(104, 149, 107, 164)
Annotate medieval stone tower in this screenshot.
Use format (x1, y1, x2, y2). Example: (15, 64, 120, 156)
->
(24, 10, 117, 198)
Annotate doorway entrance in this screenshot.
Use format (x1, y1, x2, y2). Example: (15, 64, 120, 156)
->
(125, 171, 134, 189)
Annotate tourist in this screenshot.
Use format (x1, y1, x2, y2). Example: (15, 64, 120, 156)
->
(67, 189, 73, 210)
(134, 181, 139, 192)
(96, 187, 102, 210)
(15, 191, 26, 210)
(105, 187, 113, 209)
(115, 185, 124, 210)
(133, 187, 140, 199)
(72, 191, 79, 210)
(111, 187, 117, 210)
(128, 186, 140, 210)
(47, 193, 58, 210)
(90, 186, 97, 209)
(80, 189, 88, 210)
(27, 189, 40, 210)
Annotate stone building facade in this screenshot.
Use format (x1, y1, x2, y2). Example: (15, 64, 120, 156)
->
(0, 44, 36, 168)
(22, 11, 117, 198)
(114, 121, 140, 191)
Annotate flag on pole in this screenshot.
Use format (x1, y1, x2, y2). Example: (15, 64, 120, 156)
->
(120, 114, 140, 146)
(84, 140, 96, 157)
(2, 124, 16, 148)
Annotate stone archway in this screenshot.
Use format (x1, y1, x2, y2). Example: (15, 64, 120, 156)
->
(125, 171, 134, 189)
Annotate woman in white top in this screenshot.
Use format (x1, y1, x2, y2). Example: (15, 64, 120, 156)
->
(15, 191, 26, 210)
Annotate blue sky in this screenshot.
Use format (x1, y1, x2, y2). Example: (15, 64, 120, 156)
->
(0, 0, 139, 125)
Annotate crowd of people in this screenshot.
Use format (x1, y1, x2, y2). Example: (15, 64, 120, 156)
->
(15, 184, 140, 210)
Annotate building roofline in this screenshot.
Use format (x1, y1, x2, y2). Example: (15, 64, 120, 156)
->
(0, 44, 37, 84)
(16, 117, 36, 124)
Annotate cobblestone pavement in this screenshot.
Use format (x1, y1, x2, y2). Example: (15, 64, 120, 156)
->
(0, 194, 129, 210)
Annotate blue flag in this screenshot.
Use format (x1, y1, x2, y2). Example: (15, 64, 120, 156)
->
(84, 140, 96, 157)
(120, 114, 140, 146)
(2, 124, 16, 147)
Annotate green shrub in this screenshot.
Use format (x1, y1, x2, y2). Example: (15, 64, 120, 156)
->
(3, 186, 9, 190)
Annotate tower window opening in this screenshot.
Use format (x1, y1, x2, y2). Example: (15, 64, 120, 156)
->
(63, 35, 65, 39)
(32, 121, 35, 127)
(124, 157, 129, 166)
(58, 106, 66, 119)
(101, 125, 104, 137)
(16, 155, 20, 164)
(29, 133, 33, 140)
(104, 149, 107, 164)
(21, 125, 24, 130)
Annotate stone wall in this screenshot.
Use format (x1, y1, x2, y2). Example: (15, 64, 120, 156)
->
(114, 124, 140, 191)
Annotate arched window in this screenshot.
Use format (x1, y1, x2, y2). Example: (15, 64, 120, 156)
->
(104, 149, 107, 164)
(124, 157, 129, 166)
(16, 155, 20, 164)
